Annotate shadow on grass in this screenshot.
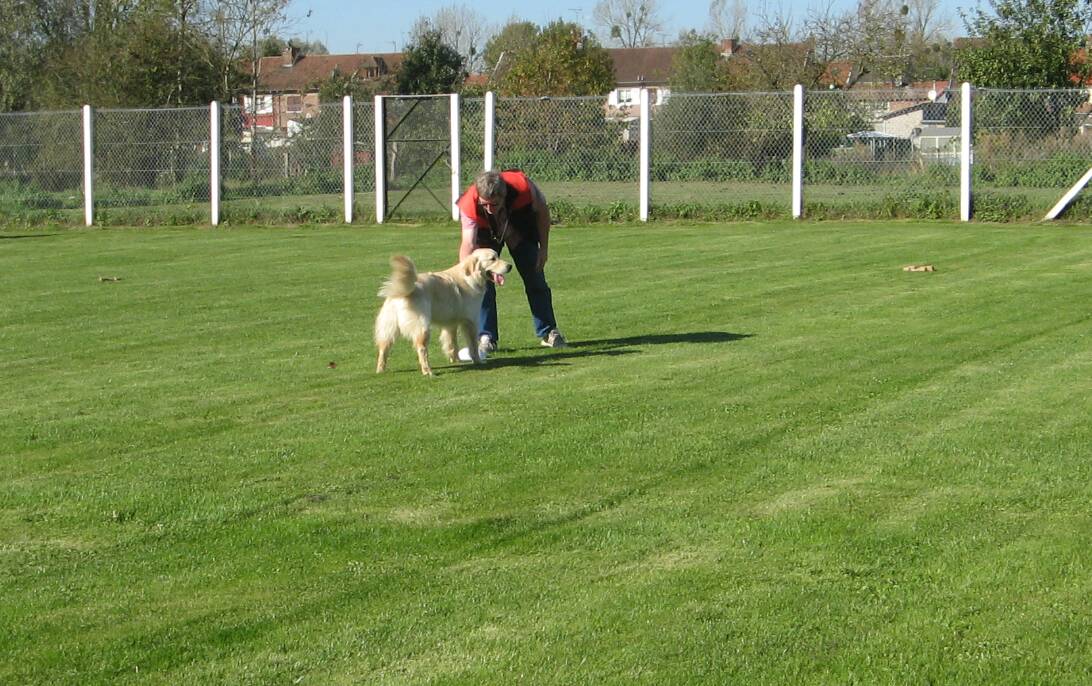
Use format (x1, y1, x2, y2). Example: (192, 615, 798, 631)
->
(450, 330, 752, 371)
(572, 331, 752, 348)
(0, 233, 60, 240)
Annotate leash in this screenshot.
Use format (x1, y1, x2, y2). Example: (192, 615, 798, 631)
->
(489, 205, 512, 250)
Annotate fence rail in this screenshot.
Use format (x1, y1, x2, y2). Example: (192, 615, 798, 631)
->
(2, 85, 1091, 225)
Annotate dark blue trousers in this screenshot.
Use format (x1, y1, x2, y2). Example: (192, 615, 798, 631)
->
(480, 239, 558, 343)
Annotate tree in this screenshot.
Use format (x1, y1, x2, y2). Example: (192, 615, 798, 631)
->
(499, 20, 615, 96)
(481, 19, 537, 80)
(796, 0, 914, 88)
(845, 0, 912, 86)
(957, 0, 1092, 87)
(738, 7, 827, 90)
(397, 28, 465, 94)
(669, 31, 731, 92)
(903, 0, 955, 82)
(201, 0, 290, 119)
(0, 0, 39, 111)
(707, 0, 746, 40)
(592, 0, 665, 47)
(415, 4, 489, 74)
(906, 40, 955, 81)
(0, 0, 283, 110)
(906, 0, 951, 44)
(117, 7, 226, 106)
(260, 36, 328, 56)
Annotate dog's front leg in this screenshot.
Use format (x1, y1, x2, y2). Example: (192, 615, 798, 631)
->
(413, 331, 433, 376)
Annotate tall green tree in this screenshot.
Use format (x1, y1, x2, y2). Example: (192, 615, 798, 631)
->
(397, 28, 466, 94)
(0, 1, 40, 111)
(669, 31, 731, 93)
(38, 2, 226, 108)
(481, 20, 537, 78)
(957, 0, 1092, 87)
(500, 21, 614, 96)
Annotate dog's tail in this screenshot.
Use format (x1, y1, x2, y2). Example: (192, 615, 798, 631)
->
(378, 255, 418, 298)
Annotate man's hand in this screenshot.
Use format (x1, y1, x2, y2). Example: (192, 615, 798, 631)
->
(535, 246, 548, 271)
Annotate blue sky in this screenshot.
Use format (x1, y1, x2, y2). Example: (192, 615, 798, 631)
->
(287, 0, 966, 55)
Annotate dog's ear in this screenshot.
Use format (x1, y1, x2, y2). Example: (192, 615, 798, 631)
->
(462, 254, 479, 278)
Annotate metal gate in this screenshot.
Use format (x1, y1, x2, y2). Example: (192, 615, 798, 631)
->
(375, 94, 458, 221)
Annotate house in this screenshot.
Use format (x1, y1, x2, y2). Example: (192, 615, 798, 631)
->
(605, 46, 677, 115)
(240, 45, 402, 135)
(1074, 91, 1092, 134)
(839, 85, 962, 162)
(875, 97, 950, 137)
(602, 39, 747, 117)
(878, 87, 961, 161)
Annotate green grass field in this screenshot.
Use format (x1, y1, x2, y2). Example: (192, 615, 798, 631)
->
(2, 220, 1091, 684)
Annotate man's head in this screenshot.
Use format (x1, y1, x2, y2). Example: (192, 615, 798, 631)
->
(475, 171, 507, 215)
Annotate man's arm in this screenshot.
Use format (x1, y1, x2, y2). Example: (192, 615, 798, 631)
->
(459, 212, 478, 260)
(529, 181, 551, 271)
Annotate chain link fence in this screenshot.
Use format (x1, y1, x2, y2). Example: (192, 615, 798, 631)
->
(221, 100, 344, 222)
(652, 91, 794, 217)
(973, 88, 1092, 219)
(0, 110, 84, 221)
(460, 97, 485, 190)
(353, 98, 376, 218)
(93, 107, 210, 219)
(381, 96, 454, 220)
(2, 88, 1090, 225)
(494, 95, 640, 218)
(804, 88, 960, 219)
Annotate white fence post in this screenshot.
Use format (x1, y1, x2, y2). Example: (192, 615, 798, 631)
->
(484, 91, 495, 171)
(374, 95, 386, 224)
(450, 93, 461, 221)
(792, 84, 804, 219)
(961, 82, 973, 222)
(82, 105, 94, 226)
(210, 101, 220, 226)
(343, 95, 353, 223)
(639, 88, 651, 222)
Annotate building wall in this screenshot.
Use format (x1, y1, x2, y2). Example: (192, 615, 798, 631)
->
(876, 110, 924, 138)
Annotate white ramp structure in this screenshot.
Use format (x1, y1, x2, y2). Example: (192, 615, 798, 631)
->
(1044, 167, 1092, 220)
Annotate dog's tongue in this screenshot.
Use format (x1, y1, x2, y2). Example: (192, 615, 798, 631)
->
(492, 273, 505, 286)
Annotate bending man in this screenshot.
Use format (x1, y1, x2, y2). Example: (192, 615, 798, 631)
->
(456, 169, 567, 358)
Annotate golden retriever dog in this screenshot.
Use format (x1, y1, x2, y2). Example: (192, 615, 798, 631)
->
(374, 248, 512, 376)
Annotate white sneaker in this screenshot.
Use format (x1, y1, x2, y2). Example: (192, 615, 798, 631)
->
(540, 330, 568, 348)
(478, 335, 496, 358)
(457, 336, 495, 363)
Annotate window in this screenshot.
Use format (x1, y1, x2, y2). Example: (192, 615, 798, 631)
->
(244, 95, 273, 115)
(617, 88, 634, 104)
(286, 95, 303, 113)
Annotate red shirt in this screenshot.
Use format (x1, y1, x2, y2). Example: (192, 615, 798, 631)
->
(456, 170, 534, 225)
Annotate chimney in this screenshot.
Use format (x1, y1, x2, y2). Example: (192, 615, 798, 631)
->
(720, 38, 739, 57)
(282, 44, 301, 68)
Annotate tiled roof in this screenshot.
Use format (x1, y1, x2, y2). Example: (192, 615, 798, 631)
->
(606, 47, 677, 86)
(880, 100, 949, 122)
(253, 52, 403, 92)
